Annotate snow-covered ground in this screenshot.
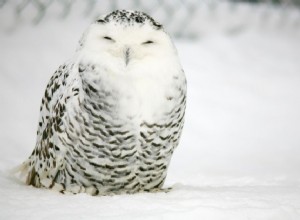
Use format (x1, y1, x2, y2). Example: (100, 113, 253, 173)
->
(1, 3, 300, 220)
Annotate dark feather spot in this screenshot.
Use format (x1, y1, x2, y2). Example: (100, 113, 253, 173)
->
(79, 66, 85, 73)
(97, 19, 105, 23)
(103, 36, 114, 41)
(142, 40, 154, 45)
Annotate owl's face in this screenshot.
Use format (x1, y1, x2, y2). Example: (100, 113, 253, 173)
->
(79, 10, 178, 71)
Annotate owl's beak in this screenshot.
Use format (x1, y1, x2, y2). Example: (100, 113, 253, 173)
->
(124, 47, 131, 66)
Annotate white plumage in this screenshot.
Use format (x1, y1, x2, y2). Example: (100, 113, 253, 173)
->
(17, 10, 186, 195)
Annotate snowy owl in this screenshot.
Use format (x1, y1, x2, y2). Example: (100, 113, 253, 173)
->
(17, 10, 186, 195)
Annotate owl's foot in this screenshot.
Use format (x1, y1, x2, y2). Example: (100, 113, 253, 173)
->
(142, 187, 172, 194)
(44, 181, 97, 196)
(60, 185, 100, 196)
(161, 187, 172, 193)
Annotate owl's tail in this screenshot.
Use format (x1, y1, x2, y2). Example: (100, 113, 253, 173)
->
(9, 159, 31, 183)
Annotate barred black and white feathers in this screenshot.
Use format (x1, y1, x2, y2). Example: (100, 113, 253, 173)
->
(17, 10, 186, 195)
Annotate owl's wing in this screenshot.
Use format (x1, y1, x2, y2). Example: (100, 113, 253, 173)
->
(138, 70, 187, 189)
(36, 64, 69, 139)
(17, 63, 76, 189)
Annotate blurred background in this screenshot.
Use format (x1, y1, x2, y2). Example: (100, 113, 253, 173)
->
(1, 0, 300, 37)
(0, 0, 300, 187)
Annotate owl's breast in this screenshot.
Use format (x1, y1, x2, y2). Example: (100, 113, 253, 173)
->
(115, 74, 179, 124)
(78, 60, 184, 126)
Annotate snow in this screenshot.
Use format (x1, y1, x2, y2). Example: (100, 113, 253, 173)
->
(1, 3, 300, 220)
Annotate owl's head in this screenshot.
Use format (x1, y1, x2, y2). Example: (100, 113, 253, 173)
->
(78, 10, 178, 70)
